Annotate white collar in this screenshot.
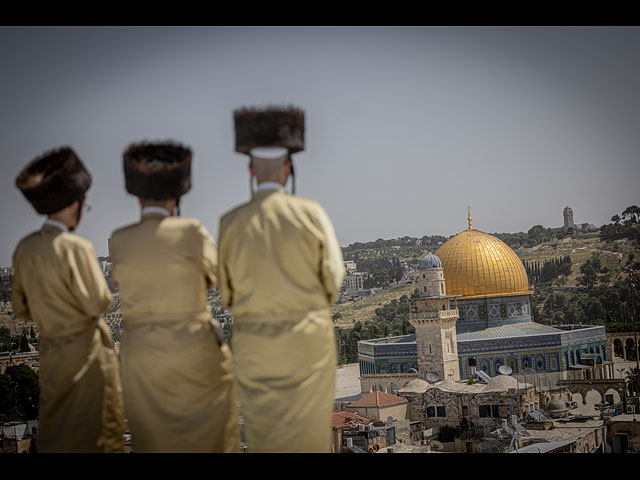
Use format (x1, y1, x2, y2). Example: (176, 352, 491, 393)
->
(256, 181, 284, 192)
(44, 218, 69, 232)
(141, 206, 171, 218)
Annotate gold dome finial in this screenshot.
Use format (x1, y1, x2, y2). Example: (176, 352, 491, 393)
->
(467, 206, 472, 230)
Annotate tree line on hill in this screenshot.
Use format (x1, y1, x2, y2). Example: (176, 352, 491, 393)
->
(335, 290, 419, 365)
(346, 254, 406, 289)
(0, 326, 36, 353)
(534, 252, 640, 329)
(600, 205, 640, 243)
(524, 255, 572, 285)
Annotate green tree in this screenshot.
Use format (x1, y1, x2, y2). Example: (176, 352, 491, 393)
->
(19, 333, 30, 352)
(625, 367, 640, 396)
(1, 365, 39, 420)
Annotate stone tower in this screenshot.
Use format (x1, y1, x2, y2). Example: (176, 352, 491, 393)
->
(409, 252, 460, 382)
(563, 206, 574, 230)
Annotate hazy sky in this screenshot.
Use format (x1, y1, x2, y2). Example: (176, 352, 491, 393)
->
(1, 26, 639, 266)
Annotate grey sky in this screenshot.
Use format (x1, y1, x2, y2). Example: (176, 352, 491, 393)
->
(1, 26, 639, 266)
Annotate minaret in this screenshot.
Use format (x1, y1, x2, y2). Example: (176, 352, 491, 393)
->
(409, 252, 461, 382)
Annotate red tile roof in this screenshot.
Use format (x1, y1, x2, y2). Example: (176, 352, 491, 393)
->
(347, 391, 408, 408)
(331, 410, 373, 429)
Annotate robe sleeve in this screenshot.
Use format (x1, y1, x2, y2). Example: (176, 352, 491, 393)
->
(314, 204, 345, 305)
(216, 219, 233, 309)
(11, 251, 32, 322)
(68, 240, 113, 317)
(194, 222, 218, 288)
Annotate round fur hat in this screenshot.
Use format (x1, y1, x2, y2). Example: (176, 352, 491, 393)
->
(234, 105, 305, 155)
(123, 141, 192, 200)
(15, 146, 92, 215)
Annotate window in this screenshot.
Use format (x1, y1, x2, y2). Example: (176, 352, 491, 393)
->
(479, 405, 500, 418)
(427, 406, 446, 418)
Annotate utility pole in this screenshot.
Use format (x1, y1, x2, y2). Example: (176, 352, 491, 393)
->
(629, 266, 639, 374)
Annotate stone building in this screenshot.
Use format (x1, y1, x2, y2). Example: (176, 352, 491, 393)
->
(398, 375, 535, 439)
(345, 391, 408, 422)
(563, 206, 575, 231)
(409, 252, 460, 383)
(331, 410, 373, 453)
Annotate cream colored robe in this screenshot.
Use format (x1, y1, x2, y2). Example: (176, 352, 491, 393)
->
(218, 188, 345, 453)
(12, 223, 124, 453)
(110, 212, 240, 453)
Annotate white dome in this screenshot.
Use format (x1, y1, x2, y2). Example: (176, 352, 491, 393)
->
(484, 374, 518, 391)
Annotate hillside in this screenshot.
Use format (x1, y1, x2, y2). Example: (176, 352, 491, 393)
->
(514, 235, 634, 287)
(332, 284, 415, 328)
(331, 233, 638, 329)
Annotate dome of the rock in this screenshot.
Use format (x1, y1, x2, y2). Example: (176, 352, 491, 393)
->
(435, 228, 530, 298)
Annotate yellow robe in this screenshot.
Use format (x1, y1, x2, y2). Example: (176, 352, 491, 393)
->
(218, 188, 345, 453)
(12, 223, 124, 453)
(110, 212, 240, 453)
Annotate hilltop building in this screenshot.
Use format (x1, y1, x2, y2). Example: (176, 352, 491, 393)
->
(563, 206, 574, 231)
(357, 214, 611, 396)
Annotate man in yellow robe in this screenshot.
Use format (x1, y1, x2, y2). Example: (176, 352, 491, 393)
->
(109, 141, 240, 453)
(218, 106, 345, 452)
(12, 147, 124, 453)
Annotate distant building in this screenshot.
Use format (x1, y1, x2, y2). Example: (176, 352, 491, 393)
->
(330, 410, 373, 453)
(345, 391, 408, 422)
(343, 261, 357, 274)
(563, 206, 575, 231)
(343, 271, 365, 294)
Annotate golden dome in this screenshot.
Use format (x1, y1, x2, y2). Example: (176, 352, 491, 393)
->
(435, 228, 531, 298)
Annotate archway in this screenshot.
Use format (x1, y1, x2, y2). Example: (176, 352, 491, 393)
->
(625, 338, 637, 362)
(613, 338, 624, 359)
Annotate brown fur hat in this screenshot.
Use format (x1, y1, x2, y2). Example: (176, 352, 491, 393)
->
(234, 105, 305, 155)
(15, 146, 92, 215)
(123, 141, 191, 200)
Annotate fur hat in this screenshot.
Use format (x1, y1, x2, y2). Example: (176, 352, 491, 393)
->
(123, 141, 192, 200)
(15, 146, 92, 215)
(234, 105, 305, 155)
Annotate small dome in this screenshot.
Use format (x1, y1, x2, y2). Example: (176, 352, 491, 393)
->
(399, 379, 430, 393)
(485, 374, 518, 391)
(547, 396, 567, 412)
(419, 252, 442, 270)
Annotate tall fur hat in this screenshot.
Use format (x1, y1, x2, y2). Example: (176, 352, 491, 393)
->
(234, 105, 305, 155)
(123, 141, 192, 200)
(15, 146, 92, 215)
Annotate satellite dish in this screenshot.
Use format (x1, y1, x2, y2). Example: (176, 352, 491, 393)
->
(425, 371, 441, 383)
(430, 440, 444, 451)
(499, 365, 513, 375)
